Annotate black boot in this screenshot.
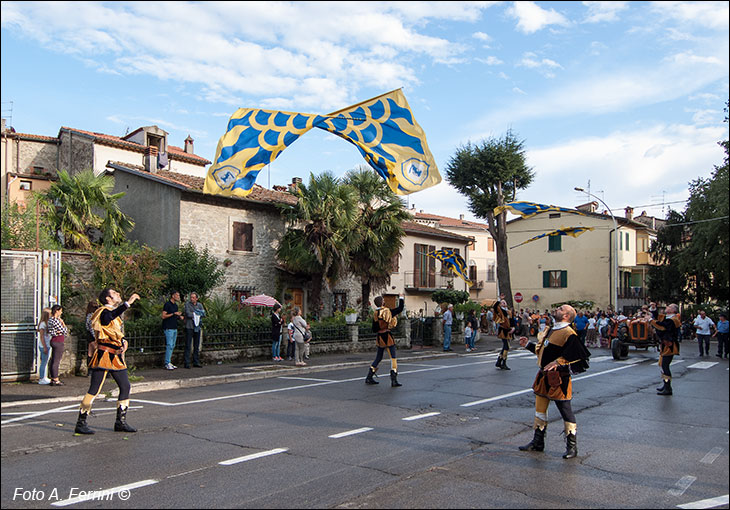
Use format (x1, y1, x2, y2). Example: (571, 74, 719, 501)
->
(657, 381, 672, 395)
(495, 356, 503, 368)
(563, 432, 577, 459)
(114, 406, 137, 433)
(365, 367, 379, 385)
(390, 370, 402, 387)
(74, 411, 94, 435)
(500, 359, 511, 370)
(657, 381, 667, 392)
(518, 427, 545, 452)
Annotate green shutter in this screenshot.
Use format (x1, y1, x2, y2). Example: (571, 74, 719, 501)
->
(548, 235, 562, 251)
(543, 271, 550, 288)
(561, 271, 568, 288)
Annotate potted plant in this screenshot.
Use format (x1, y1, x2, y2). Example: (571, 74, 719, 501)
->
(345, 307, 359, 324)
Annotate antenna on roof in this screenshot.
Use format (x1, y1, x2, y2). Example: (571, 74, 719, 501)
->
(124, 127, 130, 136)
(651, 190, 667, 216)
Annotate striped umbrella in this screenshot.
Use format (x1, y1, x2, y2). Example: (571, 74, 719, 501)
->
(242, 294, 281, 307)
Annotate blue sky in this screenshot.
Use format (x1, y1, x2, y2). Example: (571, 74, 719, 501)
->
(2, 1, 728, 222)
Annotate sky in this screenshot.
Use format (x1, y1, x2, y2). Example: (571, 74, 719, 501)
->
(2, 1, 728, 223)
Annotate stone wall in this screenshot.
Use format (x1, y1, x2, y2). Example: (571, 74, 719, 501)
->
(59, 130, 94, 175)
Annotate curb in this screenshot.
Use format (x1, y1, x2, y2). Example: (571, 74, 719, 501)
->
(1, 350, 480, 409)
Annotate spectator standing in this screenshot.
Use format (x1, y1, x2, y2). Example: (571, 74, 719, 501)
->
(494, 298, 515, 370)
(442, 304, 454, 352)
(270, 304, 283, 362)
(36, 308, 52, 385)
(586, 313, 598, 348)
(574, 311, 589, 346)
(693, 310, 716, 357)
(184, 292, 206, 368)
(598, 313, 610, 347)
(714, 313, 729, 358)
(486, 308, 495, 335)
(466, 309, 479, 352)
(162, 291, 184, 370)
(286, 317, 295, 360)
(290, 307, 310, 366)
(47, 305, 68, 386)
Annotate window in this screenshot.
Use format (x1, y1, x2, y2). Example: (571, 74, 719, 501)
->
(543, 270, 567, 288)
(414, 243, 436, 287)
(333, 292, 347, 313)
(469, 264, 478, 282)
(487, 263, 496, 282)
(548, 235, 562, 252)
(487, 238, 495, 252)
(549, 213, 561, 219)
(625, 232, 630, 251)
(19, 180, 32, 191)
(619, 232, 623, 250)
(439, 246, 459, 275)
(391, 252, 399, 273)
(231, 288, 254, 307)
(232, 222, 253, 251)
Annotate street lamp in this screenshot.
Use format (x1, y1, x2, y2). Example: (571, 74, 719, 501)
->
(575, 187, 618, 311)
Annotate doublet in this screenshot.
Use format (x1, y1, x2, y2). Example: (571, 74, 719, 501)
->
(88, 304, 128, 371)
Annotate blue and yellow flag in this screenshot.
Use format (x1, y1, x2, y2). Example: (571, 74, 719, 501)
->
(493, 201, 587, 219)
(428, 249, 472, 287)
(203, 89, 441, 197)
(510, 226, 595, 249)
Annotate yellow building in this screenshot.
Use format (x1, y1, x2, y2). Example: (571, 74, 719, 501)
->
(505, 202, 659, 313)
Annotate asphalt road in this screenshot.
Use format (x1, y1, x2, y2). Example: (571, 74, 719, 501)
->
(2, 348, 728, 509)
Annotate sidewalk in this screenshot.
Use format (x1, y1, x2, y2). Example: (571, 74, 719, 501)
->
(2, 335, 506, 408)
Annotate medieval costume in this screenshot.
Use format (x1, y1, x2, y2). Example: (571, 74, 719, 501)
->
(519, 322, 590, 459)
(75, 301, 136, 434)
(493, 302, 515, 370)
(366, 297, 404, 387)
(651, 312, 681, 396)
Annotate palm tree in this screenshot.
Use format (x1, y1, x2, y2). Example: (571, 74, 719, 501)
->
(343, 166, 410, 318)
(277, 171, 358, 316)
(39, 169, 134, 249)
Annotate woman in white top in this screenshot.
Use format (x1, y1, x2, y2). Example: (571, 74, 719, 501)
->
(37, 307, 52, 384)
(290, 307, 310, 366)
(586, 313, 598, 348)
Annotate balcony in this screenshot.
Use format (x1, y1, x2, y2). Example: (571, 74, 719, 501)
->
(404, 271, 456, 291)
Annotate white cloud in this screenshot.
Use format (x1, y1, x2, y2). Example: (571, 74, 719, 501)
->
(650, 1, 730, 31)
(505, 1, 570, 34)
(523, 123, 725, 209)
(0, 1, 494, 111)
(582, 1, 629, 23)
(473, 31, 492, 41)
(477, 56, 504, 66)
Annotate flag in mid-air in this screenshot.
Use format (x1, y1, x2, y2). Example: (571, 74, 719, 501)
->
(510, 226, 595, 249)
(203, 89, 441, 197)
(493, 201, 587, 219)
(428, 248, 472, 286)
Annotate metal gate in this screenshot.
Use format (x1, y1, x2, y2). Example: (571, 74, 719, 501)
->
(1, 250, 61, 380)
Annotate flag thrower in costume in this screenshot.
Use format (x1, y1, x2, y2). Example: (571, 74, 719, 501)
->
(428, 249, 472, 286)
(203, 88, 441, 197)
(493, 201, 588, 219)
(510, 226, 595, 249)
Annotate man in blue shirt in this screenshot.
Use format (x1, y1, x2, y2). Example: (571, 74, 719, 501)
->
(714, 312, 729, 358)
(442, 304, 454, 352)
(573, 311, 589, 346)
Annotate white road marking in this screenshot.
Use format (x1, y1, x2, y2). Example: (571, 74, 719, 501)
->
(461, 361, 650, 407)
(617, 357, 645, 364)
(329, 427, 373, 438)
(590, 356, 614, 362)
(278, 377, 336, 382)
(219, 448, 288, 466)
(677, 494, 729, 509)
(51, 479, 158, 507)
(403, 412, 441, 421)
(1, 420, 49, 428)
(687, 362, 718, 369)
(700, 447, 723, 464)
(669, 475, 697, 497)
(1, 404, 78, 426)
(3, 406, 143, 416)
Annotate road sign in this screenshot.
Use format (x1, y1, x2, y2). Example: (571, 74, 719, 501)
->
(514, 292, 523, 303)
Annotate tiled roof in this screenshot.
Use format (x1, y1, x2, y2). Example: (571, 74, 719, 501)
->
(403, 221, 473, 242)
(7, 132, 59, 143)
(107, 162, 297, 206)
(413, 211, 490, 230)
(60, 127, 211, 165)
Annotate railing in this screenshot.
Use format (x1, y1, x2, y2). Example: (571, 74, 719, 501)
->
(618, 287, 647, 299)
(403, 271, 456, 290)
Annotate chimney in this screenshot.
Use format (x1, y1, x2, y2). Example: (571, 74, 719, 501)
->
(289, 177, 302, 191)
(625, 206, 633, 220)
(144, 146, 159, 173)
(459, 214, 464, 221)
(184, 135, 194, 154)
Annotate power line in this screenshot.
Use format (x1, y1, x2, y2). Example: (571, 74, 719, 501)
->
(657, 215, 729, 227)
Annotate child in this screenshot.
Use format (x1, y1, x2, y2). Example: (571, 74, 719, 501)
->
(464, 325, 473, 352)
(286, 318, 296, 361)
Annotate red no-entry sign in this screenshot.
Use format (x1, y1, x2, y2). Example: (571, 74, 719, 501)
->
(514, 292, 523, 303)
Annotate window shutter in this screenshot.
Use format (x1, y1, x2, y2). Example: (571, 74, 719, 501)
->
(561, 271, 568, 288)
(232, 222, 254, 251)
(428, 245, 436, 287)
(543, 271, 550, 288)
(548, 235, 562, 251)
